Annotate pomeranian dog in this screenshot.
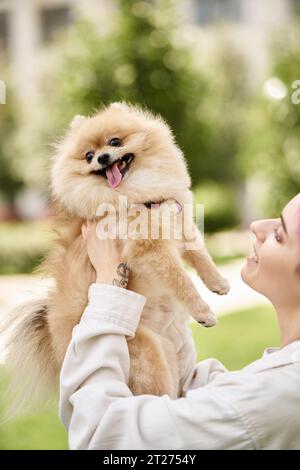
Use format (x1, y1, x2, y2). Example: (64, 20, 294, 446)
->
(3, 102, 229, 402)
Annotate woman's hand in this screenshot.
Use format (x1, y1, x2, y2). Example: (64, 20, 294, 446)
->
(81, 220, 130, 288)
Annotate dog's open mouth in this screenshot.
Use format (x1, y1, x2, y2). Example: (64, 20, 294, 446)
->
(91, 153, 134, 189)
(143, 200, 182, 213)
(143, 200, 166, 209)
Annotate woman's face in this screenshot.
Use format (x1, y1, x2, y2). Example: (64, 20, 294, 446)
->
(241, 194, 300, 307)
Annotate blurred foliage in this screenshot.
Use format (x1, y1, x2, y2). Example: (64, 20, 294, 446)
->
(0, 80, 24, 203)
(194, 180, 238, 232)
(41, 0, 214, 183)
(196, 34, 254, 184)
(45, 1, 253, 186)
(0, 222, 52, 274)
(242, 23, 300, 215)
(0, 304, 277, 449)
(0, 0, 300, 229)
(37, 0, 253, 230)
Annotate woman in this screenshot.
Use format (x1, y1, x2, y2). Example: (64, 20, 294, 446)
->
(59, 194, 300, 450)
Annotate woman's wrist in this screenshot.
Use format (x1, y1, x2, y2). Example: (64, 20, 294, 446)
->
(95, 274, 116, 285)
(96, 262, 130, 288)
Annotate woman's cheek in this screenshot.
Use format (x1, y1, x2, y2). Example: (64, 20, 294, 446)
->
(259, 241, 284, 277)
(258, 244, 292, 295)
(244, 242, 279, 292)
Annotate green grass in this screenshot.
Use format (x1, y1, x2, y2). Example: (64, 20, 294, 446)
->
(0, 304, 279, 449)
(0, 412, 67, 450)
(0, 222, 52, 274)
(191, 304, 280, 370)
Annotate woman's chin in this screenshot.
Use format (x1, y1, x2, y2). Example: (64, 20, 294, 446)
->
(241, 257, 259, 286)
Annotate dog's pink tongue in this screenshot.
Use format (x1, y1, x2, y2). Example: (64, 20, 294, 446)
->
(106, 162, 122, 189)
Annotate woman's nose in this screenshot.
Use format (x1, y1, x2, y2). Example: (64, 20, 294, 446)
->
(250, 220, 268, 242)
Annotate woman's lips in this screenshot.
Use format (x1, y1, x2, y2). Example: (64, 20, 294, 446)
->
(247, 245, 258, 263)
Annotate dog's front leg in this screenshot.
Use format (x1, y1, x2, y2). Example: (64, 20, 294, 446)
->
(182, 222, 230, 295)
(154, 247, 217, 327)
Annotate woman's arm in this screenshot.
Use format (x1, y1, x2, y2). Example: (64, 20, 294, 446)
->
(59, 282, 254, 450)
(59, 282, 147, 449)
(59, 222, 254, 449)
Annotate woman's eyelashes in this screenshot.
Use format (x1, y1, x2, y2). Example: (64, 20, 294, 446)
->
(274, 227, 283, 243)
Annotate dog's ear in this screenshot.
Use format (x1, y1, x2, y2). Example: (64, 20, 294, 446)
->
(70, 114, 86, 130)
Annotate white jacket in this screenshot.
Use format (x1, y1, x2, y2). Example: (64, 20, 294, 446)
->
(59, 283, 300, 450)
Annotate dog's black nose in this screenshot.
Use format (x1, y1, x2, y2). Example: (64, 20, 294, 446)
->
(97, 153, 110, 165)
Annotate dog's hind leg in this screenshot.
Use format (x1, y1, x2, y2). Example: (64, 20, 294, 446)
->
(127, 325, 179, 399)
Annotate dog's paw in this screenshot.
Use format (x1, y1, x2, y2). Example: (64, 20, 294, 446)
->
(192, 306, 217, 328)
(207, 277, 230, 296)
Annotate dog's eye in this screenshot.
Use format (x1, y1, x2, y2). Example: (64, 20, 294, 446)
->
(108, 137, 122, 147)
(85, 151, 94, 163)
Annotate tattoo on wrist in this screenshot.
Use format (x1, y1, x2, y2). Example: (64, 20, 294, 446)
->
(112, 263, 131, 288)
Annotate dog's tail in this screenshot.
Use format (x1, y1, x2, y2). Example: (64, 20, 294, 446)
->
(0, 298, 58, 418)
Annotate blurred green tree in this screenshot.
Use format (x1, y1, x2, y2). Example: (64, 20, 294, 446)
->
(37, 0, 256, 229)
(198, 34, 254, 226)
(1, 0, 258, 230)
(0, 83, 24, 206)
(40, 0, 216, 184)
(243, 24, 300, 215)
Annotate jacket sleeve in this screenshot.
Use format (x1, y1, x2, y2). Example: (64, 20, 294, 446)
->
(59, 283, 255, 450)
(178, 325, 228, 395)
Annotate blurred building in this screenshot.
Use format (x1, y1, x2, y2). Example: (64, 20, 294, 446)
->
(0, 0, 299, 99)
(188, 0, 300, 82)
(192, 0, 297, 25)
(0, 0, 112, 100)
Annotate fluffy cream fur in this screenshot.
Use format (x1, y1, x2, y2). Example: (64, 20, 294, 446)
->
(3, 102, 229, 401)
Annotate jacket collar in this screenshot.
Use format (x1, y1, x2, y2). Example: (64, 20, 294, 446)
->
(242, 340, 300, 373)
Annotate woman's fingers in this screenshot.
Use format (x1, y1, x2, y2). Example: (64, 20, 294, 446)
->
(81, 220, 125, 285)
(81, 223, 87, 239)
(82, 220, 97, 240)
(86, 219, 94, 230)
(82, 221, 123, 255)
